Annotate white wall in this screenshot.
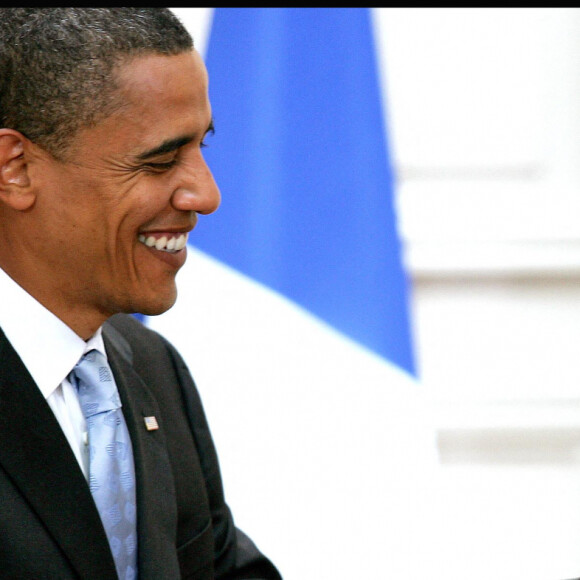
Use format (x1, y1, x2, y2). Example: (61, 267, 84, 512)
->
(377, 8, 580, 579)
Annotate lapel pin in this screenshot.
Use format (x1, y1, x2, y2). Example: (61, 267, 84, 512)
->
(144, 416, 159, 431)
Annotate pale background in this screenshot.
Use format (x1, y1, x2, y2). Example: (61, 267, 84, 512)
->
(151, 8, 580, 579)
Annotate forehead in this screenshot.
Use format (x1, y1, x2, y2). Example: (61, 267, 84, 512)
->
(71, 50, 211, 158)
(117, 50, 209, 106)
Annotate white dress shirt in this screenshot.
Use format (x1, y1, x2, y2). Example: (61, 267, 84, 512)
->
(0, 266, 108, 480)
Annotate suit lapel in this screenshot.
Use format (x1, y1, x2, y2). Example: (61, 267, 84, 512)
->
(0, 329, 118, 579)
(104, 324, 181, 580)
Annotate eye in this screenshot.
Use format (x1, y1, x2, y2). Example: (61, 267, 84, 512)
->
(141, 159, 178, 173)
(201, 126, 215, 149)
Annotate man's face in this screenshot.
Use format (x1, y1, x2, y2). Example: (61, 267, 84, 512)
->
(27, 50, 220, 327)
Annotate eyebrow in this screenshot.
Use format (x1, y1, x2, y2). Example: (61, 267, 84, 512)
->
(135, 119, 215, 161)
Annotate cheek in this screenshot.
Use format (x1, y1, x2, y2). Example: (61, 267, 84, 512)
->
(40, 175, 107, 234)
(49, 171, 171, 253)
(86, 184, 152, 240)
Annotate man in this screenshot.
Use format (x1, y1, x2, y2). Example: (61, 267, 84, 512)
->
(0, 8, 281, 580)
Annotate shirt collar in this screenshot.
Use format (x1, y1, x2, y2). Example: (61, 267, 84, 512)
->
(0, 266, 106, 399)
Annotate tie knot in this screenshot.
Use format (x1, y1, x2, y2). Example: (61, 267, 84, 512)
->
(71, 349, 121, 418)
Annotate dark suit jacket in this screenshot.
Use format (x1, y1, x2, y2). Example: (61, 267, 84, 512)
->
(0, 313, 281, 580)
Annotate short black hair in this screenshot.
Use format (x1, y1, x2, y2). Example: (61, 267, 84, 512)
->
(0, 8, 193, 159)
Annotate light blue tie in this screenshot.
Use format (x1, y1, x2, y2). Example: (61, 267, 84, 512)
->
(70, 349, 138, 580)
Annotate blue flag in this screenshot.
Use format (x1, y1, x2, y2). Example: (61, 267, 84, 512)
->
(195, 7, 415, 375)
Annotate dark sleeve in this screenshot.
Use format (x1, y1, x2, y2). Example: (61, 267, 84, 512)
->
(162, 336, 283, 580)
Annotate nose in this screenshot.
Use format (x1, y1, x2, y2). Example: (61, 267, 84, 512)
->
(171, 158, 221, 215)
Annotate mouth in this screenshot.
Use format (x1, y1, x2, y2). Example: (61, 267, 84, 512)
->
(138, 232, 188, 253)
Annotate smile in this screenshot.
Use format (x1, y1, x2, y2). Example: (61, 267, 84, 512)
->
(138, 233, 188, 253)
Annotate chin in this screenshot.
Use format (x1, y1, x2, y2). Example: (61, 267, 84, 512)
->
(129, 288, 178, 317)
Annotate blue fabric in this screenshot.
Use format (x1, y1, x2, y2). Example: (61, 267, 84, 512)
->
(70, 349, 138, 580)
(196, 7, 416, 374)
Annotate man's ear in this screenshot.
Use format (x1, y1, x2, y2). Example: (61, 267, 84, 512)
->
(0, 129, 34, 211)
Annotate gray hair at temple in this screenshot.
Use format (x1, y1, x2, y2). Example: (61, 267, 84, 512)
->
(0, 8, 193, 160)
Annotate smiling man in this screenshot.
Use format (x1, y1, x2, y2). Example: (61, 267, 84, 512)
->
(0, 8, 281, 580)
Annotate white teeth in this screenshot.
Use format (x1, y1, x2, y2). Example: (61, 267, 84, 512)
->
(175, 234, 187, 251)
(138, 233, 188, 253)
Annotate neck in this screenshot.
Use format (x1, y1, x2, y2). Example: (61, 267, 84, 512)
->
(0, 258, 108, 341)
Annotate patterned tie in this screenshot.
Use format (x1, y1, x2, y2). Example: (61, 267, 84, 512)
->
(69, 349, 138, 580)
